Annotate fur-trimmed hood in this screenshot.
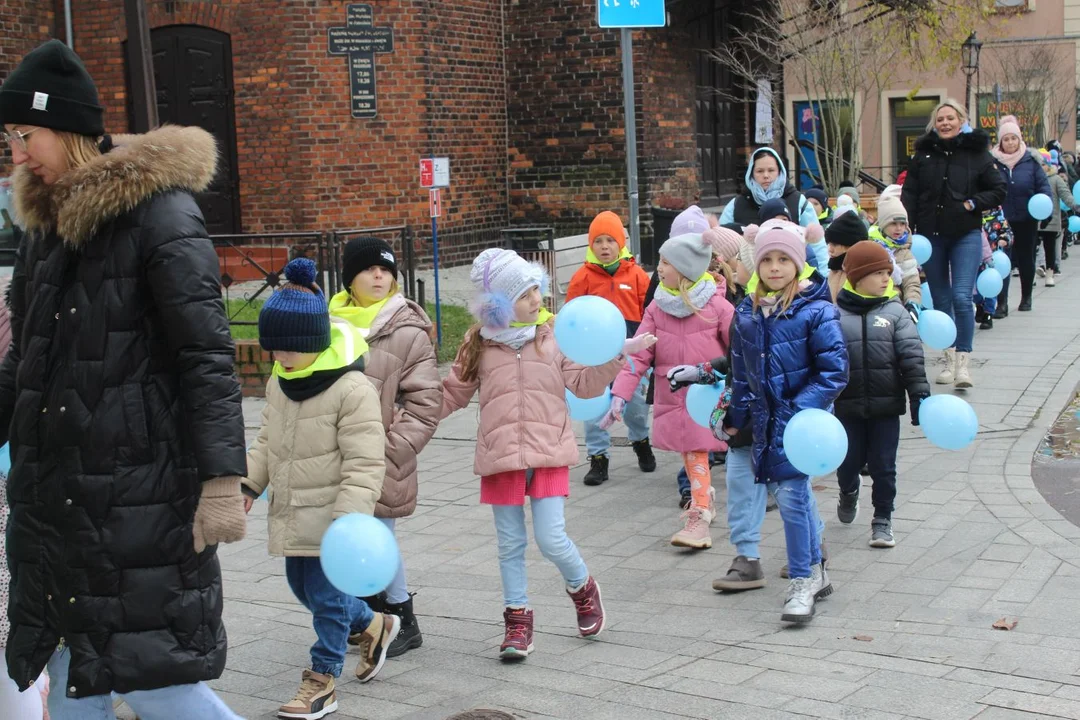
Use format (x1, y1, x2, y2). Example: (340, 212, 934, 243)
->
(914, 128, 991, 155)
(12, 124, 217, 247)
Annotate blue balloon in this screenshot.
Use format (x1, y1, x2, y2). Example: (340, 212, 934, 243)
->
(0, 442, 9, 476)
(918, 309, 957, 350)
(1063, 199, 1070, 212)
(554, 296, 626, 366)
(920, 395, 978, 450)
(1069, 216, 1080, 233)
(782, 409, 848, 476)
(320, 513, 400, 597)
(1028, 193, 1053, 221)
(976, 267, 1003, 298)
(1074, 181, 1080, 200)
(565, 387, 612, 422)
(911, 234, 932, 265)
(921, 282, 934, 310)
(991, 250, 1011, 279)
(686, 383, 723, 428)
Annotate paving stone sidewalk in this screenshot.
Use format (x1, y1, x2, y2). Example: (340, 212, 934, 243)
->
(217, 275, 1080, 720)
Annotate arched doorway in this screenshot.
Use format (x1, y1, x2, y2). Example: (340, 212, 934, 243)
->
(126, 25, 241, 234)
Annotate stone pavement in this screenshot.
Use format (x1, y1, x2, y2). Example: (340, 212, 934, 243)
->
(215, 275, 1080, 720)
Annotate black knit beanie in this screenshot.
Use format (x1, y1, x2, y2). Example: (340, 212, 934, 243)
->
(824, 211, 868, 248)
(0, 40, 104, 136)
(342, 237, 398, 290)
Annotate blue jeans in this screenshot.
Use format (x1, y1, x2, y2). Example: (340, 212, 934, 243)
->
(378, 518, 410, 604)
(923, 229, 983, 352)
(768, 478, 823, 580)
(725, 446, 766, 558)
(585, 376, 649, 456)
(45, 649, 240, 720)
(492, 496, 588, 607)
(286, 556, 375, 677)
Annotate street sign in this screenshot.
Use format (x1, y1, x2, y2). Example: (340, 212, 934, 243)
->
(429, 189, 441, 218)
(419, 157, 450, 188)
(597, 0, 665, 28)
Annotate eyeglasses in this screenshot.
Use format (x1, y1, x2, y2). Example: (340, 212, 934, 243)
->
(1, 127, 43, 153)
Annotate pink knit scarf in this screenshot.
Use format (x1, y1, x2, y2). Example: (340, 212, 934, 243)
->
(992, 141, 1028, 171)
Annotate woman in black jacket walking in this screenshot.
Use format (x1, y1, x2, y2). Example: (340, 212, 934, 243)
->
(0, 41, 246, 718)
(901, 100, 1006, 390)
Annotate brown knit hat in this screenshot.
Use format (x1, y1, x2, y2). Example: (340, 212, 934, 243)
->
(843, 241, 893, 286)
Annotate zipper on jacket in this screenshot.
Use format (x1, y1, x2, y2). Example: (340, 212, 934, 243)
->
(861, 313, 871, 417)
(517, 352, 525, 470)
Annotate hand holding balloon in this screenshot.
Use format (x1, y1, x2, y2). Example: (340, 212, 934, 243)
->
(623, 333, 658, 356)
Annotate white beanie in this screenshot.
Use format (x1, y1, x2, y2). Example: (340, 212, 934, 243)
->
(469, 248, 546, 329)
(659, 232, 713, 280)
(876, 195, 908, 227)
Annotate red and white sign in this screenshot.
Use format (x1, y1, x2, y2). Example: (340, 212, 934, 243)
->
(429, 189, 441, 218)
(419, 159, 434, 188)
(419, 157, 450, 188)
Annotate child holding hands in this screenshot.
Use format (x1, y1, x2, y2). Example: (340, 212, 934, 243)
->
(442, 249, 655, 660)
(721, 220, 849, 623)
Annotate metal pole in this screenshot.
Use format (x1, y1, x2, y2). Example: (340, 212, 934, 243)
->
(431, 217, 442, 347)
(965, 74, 972, 117)
(620, 28, 640, 259)
(63, 0, 74, 49)
(124, 0, 159, 133)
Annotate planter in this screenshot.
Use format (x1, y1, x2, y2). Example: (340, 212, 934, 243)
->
(647, 208, 681, 268)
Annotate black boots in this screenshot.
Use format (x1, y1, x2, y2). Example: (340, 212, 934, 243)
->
(631, 439, 656, 472)
(385, 594, 423, 658)
(584, 455, 609, 486)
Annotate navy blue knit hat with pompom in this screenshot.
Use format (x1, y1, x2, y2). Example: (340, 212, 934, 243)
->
(258, 258, 331, 353)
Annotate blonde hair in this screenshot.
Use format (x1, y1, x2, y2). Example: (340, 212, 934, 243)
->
(711, 257, 735, 293)
(57, 131, 102, 170)
(751, 275, 801, 316)
(926, 99, 968, 134)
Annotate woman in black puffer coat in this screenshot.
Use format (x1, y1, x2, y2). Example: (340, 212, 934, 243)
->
(901, 99, 1005, 391)
(0, 41, 246, 717)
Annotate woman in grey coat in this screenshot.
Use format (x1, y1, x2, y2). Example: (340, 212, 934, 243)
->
(1034, 150, 1079, 287)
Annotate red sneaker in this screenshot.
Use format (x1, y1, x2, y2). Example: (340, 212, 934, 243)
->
(499, 607, 534, 659)
(567, 576, 606, 637)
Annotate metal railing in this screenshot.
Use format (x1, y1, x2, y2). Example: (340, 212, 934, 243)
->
(789, 139, 888, 192)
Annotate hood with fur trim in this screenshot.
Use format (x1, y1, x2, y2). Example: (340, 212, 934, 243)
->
(913, 128, 991, 155)
(12, 124, 217, 247)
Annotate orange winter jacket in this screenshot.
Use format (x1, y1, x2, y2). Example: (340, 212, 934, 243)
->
(565, 259, 651, 334)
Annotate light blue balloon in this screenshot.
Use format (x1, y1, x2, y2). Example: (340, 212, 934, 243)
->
(1069, 216, 1080, 233)
(1074, 181, 1080, 200)
(0, 442, 9, 476)
(911, 234, 932, 265)
(918, 309, 957, 350)
(686, 383, 723, 428)
(565, 387, 612, 422)
(782, 409, 848, 476)
(991, 250, 1011, 279)
(1028, 193, 1053, 221)
(1063, 199, 1070, 212)
(554, 296, 626, 366)
(320, 513, 400, 597)
(976, 268, 1003, 298)
(921, 282, 934, 310)
(919, 395, 978, 450)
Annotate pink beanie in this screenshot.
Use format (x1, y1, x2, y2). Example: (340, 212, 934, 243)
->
(998, 114, 1022, 145)
(704, 226, 742, 263)
(754, 219, 807, 268)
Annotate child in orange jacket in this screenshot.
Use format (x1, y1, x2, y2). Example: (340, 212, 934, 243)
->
(565, 211, 654, 486)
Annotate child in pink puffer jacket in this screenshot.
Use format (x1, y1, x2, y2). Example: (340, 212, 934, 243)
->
(442, 248, 655, 662)
(603, 232, 735, 550)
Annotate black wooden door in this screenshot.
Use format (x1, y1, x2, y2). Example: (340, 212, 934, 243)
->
(689, 1, 739, 205)
(129, 26, 240, 234)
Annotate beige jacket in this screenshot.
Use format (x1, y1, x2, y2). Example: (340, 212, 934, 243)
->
(362, 294, 441, 518)
(244, 371, 386, 556)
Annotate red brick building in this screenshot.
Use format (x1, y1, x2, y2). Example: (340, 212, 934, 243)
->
(2, 0, 755, 266)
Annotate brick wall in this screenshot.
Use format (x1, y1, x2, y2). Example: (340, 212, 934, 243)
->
(66, 0, 508, 263)
(0, 0, 54, 78)
(235, 339, 272, 397)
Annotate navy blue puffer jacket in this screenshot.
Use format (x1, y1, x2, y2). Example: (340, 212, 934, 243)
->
(996, 151, 1051, 225)
(726, 271, 849, 484)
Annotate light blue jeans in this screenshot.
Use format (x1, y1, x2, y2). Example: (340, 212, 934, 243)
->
(492, 496, 589, 607)
(923, 229, 983, 353)
(378, 518, 410, 604)
(725, 447, 825, 560)
(45, 649, 241, 720)
(768, 478, 823, 579)
(585, 376, 650, 457)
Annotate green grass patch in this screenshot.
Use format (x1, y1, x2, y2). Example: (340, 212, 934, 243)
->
(226, 297, 471, 363)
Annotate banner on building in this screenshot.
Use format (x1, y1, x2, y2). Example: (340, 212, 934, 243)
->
(977, 92, 1045, 148)
(755, 79, 774, 144)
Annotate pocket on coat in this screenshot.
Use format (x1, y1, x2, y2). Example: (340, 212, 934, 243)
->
(120, 384, 152, 458)
(289, 486, 338, 508)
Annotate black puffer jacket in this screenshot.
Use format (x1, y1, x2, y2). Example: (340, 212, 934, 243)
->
(0, 126, 246, 697)
(834, 286, 930, 419)
(901, 129, 1006, 240)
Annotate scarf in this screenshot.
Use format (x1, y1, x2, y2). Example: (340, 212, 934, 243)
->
(328, 290, 391, 338)
(480, 308, 554, 350)
(745, 148, 789, 206)
(585, 244, 632, 268)
(992, 140, 1028, 170)
(279, 357, 366, 402)
(652, 273, 717, 318)
(827, 254, 846, 272)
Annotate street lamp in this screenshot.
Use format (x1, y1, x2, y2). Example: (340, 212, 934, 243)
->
(961, 32, 982, 120)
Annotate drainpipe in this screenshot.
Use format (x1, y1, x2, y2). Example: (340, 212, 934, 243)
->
(64, 0, 74, 48)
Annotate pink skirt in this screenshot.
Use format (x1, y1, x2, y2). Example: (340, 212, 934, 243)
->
(479, 466, 571, 505)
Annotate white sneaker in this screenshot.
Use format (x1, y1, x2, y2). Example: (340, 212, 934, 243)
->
(1037, 265, 1046, 277)
(810, 563, 833, 599)
(781, 576, 815, 623)
(954, 352, 973, 389)
(1046, 269, 1056, 287)
(936, 348, 956, 385)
